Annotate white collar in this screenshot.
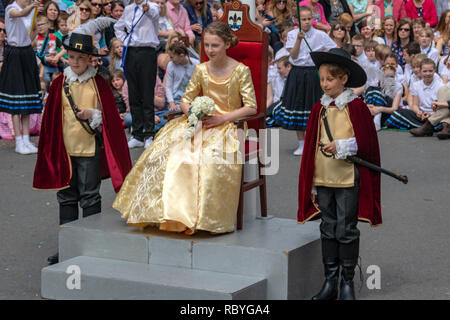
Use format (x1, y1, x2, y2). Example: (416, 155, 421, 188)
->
(64, 65, 97, 85)
(321, 88, 358, 110)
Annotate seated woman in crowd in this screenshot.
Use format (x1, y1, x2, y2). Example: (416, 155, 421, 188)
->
(319, 0, 354, 26)
(435, 10, 450, 57)
(328, 22, 349, 48)
(405, 0, 438, 28)
(44, 1, 60, 33)
(347, 0, 373, 27)
(266, 0, 294, 52)
(184, 0, 213, 41)
(373, 0, 407, 21)
(391, 18, 414, 70)
(374, 15, 397, 47)
(358, 19, 375, 41)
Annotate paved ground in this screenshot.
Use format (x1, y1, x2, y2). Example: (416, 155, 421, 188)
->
(0, 129, 449, 300)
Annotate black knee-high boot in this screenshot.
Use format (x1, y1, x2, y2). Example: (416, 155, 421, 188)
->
(339, 239, 359, 300)
(312, 239, 340, 300)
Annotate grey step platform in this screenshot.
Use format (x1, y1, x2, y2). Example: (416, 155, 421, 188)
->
(46, 209, 322, 299)
(42, 256, 267, 300)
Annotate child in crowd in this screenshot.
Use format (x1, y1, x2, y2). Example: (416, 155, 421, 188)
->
(366, 53, 404, 130)
(419, 28, 439, 65)
(412, 18, 425, 42)
(362, 40, 381, 87)
(274, 27, 294, 62)
(387, 58, 444, 130)
(53, 12, 70, 69)
(299, 47, 381, 300)
(110, 70, 128, 119)
(166, 0, 195, 45)
(33, 33, 132, 265)
(351, 34, 368, 66)
(267, 56, 291, 107)
(402, 41, 421, 87)
(0, 0, 43, 154)
(275, 5, 336, 156)
(34, 14, 67, 84)
(109, 38, 123, 74)
(438, 52, 449, 82)
(165, 41, 199, 112)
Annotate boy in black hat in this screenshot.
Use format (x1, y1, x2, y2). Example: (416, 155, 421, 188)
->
(298, 48, 382, 300)
(33, 33, 132, 265)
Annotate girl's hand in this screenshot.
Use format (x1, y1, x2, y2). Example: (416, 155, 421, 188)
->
(76, 109, 93, 120)
(120, 113, 125, 120)
(321, 141, 336, 154)
(155, 115, 160, 124)
(191, 23, 201, 33)
(99, 47, 109, 55)
(201, 115, 227, 129)
(422, 112, 431, 120)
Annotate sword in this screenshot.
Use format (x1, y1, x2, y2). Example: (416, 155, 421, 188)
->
(319, 108, 408, 184)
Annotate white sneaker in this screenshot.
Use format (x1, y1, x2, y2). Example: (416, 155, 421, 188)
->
(15, 140, 33, 155)
(293, 146, 303, 156)
(23, 141, 38, 153)
(128, 137, 144, 149)
(144, 137, 153, 148)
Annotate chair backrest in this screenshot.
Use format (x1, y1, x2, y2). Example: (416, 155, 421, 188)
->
(200, 0, 269, 132)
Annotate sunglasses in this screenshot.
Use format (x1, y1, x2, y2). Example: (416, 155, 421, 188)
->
(0, 28, 6, 33)
(399, 27, 410, 32)
(80, 7, 91, 11)
(91, 2, 103, 7)
(195, 1, 204, 5)
(104, 1, 112, 5)
(277, 0, 287, 3)
(334, 26, 345, 31)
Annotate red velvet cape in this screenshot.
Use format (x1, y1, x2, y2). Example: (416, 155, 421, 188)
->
(298, 98, 382, 226)
(33, 74, 132, 193)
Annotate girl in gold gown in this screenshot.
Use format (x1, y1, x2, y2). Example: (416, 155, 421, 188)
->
(112, 22, 257, 234)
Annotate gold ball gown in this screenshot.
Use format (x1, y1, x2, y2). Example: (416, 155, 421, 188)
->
(112, 62, 257, 234)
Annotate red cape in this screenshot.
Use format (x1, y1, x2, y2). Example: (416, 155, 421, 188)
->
(33, 74, 132, 193)
(298, 98, 382, 226)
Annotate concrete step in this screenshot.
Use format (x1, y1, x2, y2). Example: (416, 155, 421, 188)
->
(42, 256, 267, 300)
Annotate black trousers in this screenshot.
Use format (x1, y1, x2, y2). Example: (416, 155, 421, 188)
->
(56, 141, 102, 225)
(125, 46, 156, 142)
(317, 168, 360, 263)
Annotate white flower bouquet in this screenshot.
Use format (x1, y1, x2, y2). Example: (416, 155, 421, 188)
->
(186, 96, 216, 137)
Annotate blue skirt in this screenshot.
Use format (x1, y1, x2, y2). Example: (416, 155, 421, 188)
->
(274, 66, 321, 131)
(0, 45, 43, 115)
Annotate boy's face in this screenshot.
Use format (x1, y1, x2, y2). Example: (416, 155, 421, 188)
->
(413, 24, 423, 38)
(112, 5, 124, 19)
(351, 40, 364, 57)
(36, 18, 49, 36)
(299, 11, 312, 32)
(412, 63, 421, 77)
(277, 61, 291, 78)
(384, 57, 397, 70)
(68, 50, 90, 75)
(319, 65, 347, 99)
(360, 26, 373, 39)
(419, 33, 431, 48)
(58, 20, 69, 35)
(365, 47, 376, 62)
(421, 63, 435, 84)
(403, 50, 411, 64)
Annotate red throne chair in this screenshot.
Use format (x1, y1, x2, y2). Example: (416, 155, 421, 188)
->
(203, 0, 269, 229)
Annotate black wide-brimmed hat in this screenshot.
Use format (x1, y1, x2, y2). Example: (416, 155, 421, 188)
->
(63, 33, 103, 56)
(310, 48, 367, 88)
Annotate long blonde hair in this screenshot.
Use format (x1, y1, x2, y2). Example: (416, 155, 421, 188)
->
(268, 0, 292, 25)
(109, 38, 123, 75)
(67, 0, 94, 31)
